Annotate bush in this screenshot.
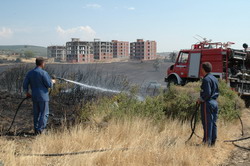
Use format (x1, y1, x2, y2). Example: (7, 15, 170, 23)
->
(79, 80, 245, 123)
(15, 58, 22, 63)
(79, 93, 166, 124)
(218, 80, 245, 121)
(163, 83, 199, 120)
(24, 50, 35, 59)
(0, 64, 32, 93)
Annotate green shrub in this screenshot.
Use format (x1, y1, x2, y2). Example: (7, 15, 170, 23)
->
(217, 80, 245, 121)
(15, 58, 22, 63)
(163, 83, 199, 120)
(78, 80, 245, 123)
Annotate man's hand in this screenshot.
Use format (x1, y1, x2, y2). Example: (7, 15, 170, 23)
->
(26, 92, 32, 98)
(196, 98, 202, 105)
(52, 79, 56, 84)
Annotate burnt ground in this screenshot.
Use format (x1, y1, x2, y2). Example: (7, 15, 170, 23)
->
(0, 91, 77, 136)
(0, 60, 173, 86)
(0, 60, 173, 136)
(221, 109, 250, 166)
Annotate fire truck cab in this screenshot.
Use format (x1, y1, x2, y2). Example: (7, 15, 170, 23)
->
(165, 41, 250, 98)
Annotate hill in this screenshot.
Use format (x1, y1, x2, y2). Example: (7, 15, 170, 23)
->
(0, 45, 47, 57)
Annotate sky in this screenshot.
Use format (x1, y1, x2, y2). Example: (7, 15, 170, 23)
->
(0, 0, 250, 52)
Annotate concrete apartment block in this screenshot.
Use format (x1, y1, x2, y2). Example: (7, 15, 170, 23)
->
(112, 40, 129, 59)
(47, 46, 66, 62)
(130, 39, 157, 60)
(93, 39, 113, 60)
(66, 38, 94, 63)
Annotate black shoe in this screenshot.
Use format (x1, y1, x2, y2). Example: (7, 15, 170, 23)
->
(209, 142, 216, 147)
(34, 130, 42, 135)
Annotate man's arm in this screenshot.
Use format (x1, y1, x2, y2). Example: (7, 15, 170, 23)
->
(42, 72, 53, 89)
(23, 73, 31, 97)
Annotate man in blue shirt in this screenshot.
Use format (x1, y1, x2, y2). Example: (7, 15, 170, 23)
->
(197, 62, 219, 146)
(23, 57, 55, 135)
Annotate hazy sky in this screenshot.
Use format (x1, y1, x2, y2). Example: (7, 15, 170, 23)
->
(0, 0, 249, 52)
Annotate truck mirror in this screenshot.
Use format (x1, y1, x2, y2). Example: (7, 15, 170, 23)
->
(243, 43, 248, 49)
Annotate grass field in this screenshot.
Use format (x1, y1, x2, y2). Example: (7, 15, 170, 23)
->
(0, 117, 240, 166)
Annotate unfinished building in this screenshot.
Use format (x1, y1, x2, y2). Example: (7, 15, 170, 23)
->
(112, 40, 129, 59)
(47, 46, 66, 62)
(66, 38, 94, 63)
(93, 39, 113, 60)
(130, 39, 157, 60)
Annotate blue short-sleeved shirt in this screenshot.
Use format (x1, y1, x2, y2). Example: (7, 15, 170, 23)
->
(23, 67, 53, 102)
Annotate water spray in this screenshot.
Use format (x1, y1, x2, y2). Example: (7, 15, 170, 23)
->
(55, 77, 144, 101)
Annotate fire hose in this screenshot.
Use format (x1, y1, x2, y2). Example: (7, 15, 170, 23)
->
(0, 92, 131, 157)
(0, 96, 31, 136)
(5, 96, 31, 134)
(15, 147, 129, 157)
(1, 77, 250, 157)
(185, 103, 202, 143)
(0, 77, 133, 157)
(186, 102, 250, 151)
(0, 77, 58, 136)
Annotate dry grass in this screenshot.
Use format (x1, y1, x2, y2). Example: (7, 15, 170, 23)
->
(0, 118, 240, 166)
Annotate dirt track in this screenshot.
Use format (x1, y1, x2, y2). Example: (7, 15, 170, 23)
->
(221, 109, 250, 166)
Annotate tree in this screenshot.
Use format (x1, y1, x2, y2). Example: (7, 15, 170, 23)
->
(15, 58, 22, 63)
(153, 58, 161, 71)
(24, 50, 35, 59)
(169, 52, 177, 62)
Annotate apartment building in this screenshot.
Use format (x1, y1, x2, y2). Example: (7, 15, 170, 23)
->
(66, 38, 94, 63)
(93, 39, 113, 60)
(47, 45, 66, 61)
(130, 39, 157, 60)
(112, 40, 129, 58)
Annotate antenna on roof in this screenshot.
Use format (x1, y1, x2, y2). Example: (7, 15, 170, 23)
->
(223, 42, 235, 48)
(196, 34, 206, 41)
(193, 36, 201, 42)
(195, 35, 212, 43)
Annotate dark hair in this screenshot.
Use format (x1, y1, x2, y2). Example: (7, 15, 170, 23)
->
(202, 62, 212, 73)
(36, 57, 45, 66)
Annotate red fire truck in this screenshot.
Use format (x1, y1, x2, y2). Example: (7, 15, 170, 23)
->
(165, 40, 250, 104)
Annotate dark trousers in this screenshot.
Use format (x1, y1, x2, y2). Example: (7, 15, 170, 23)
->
(33, 101, 49, 133)
(200, 100, 218, 145)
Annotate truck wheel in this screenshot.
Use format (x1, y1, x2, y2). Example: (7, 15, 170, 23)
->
(242, 96, 250, 108)
(245, 97, 250, 108)
(167, 77, 178, 87)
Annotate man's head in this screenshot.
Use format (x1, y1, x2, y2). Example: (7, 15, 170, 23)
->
(36, 57, 45, 68)
(201, 62, 212, 75)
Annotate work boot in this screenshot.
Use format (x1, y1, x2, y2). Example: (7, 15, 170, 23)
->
(34, 130, 42, 136)
(209, 141, 216, 147)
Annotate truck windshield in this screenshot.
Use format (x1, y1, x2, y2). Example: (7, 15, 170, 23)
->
(178, 52, 189, 63)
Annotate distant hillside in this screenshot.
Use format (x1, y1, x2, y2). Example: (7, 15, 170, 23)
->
(0, 45, 47, 57)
